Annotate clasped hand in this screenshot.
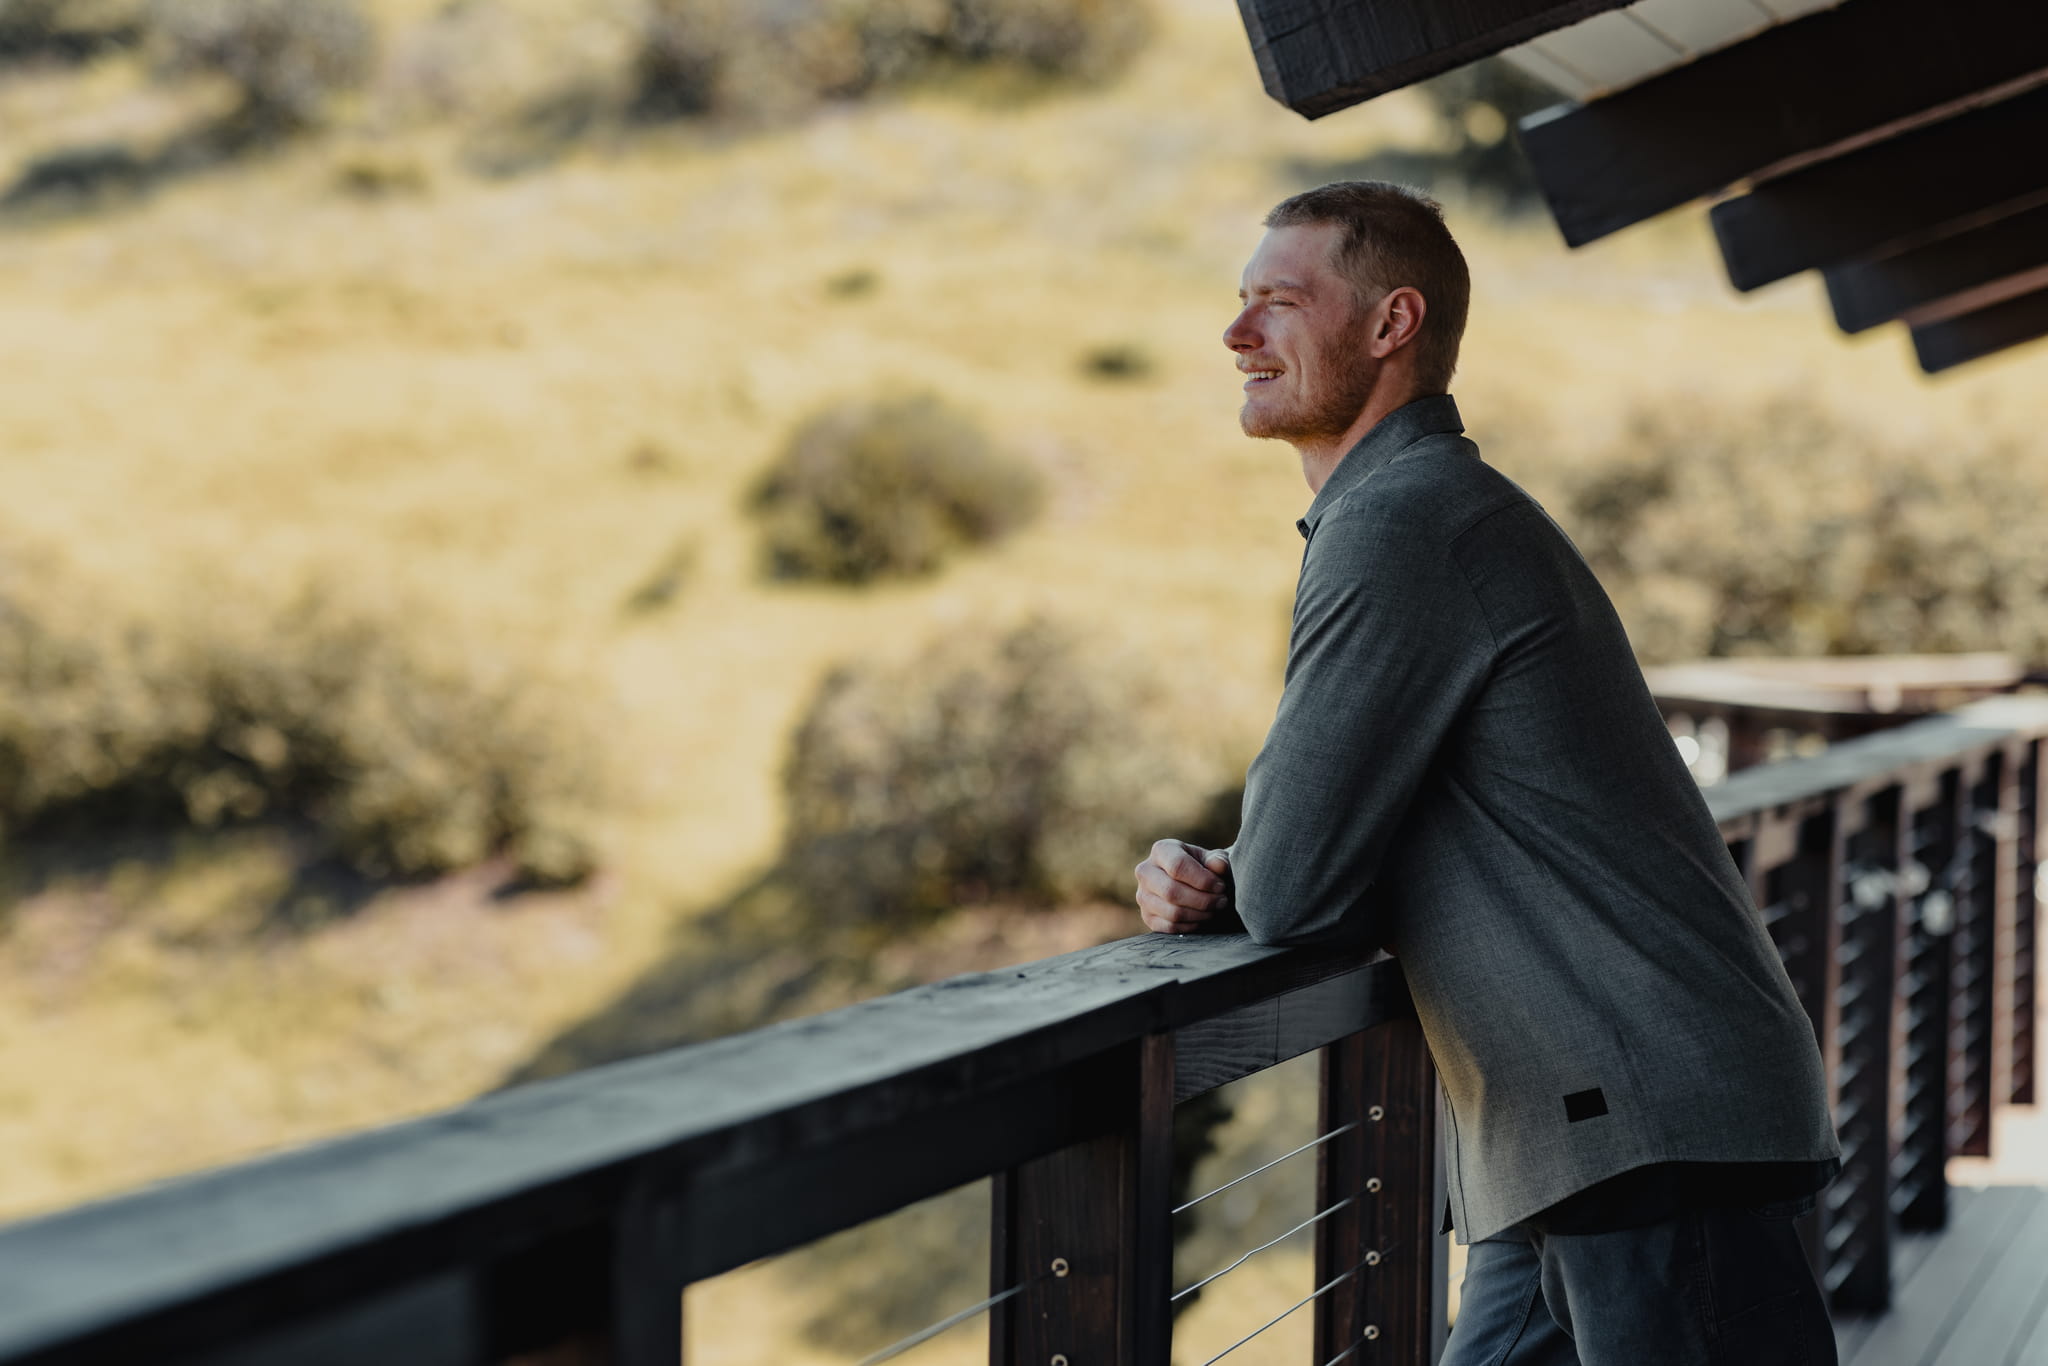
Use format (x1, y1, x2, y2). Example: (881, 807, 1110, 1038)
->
(1134, 838, 1232, 935)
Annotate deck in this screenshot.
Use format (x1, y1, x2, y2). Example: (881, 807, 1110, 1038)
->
(1838, 1183, 2048, 1365)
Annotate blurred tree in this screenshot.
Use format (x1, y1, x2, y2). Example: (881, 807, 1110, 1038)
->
(1548, 395, 2048, 666)
(0, 564, 597, 884)
(628, 0, 1151, 122)
(0, 0, 143, 64)
(149, 0, 374, 135)
(780, 617, 1219, 932)
(749, 392, 1042, 584)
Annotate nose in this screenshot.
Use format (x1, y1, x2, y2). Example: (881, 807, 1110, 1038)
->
(1223, 305, 1259, 354)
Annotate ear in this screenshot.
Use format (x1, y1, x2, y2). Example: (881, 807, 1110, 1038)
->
(1367, 286, 1428, 360)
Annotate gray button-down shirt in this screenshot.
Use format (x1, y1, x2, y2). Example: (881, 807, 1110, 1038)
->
(1229, 394, 1839, 1243)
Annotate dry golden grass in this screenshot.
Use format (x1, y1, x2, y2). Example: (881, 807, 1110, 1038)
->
(0, 0, 2043, 1283)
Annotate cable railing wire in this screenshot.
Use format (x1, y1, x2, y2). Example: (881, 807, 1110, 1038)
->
(851, 1147, 1386, 1365)
(1193, 1253, 1380, 1366)
(1320, 1343, 1362, 1366)
(1173, 1123, 1359, 1216)
(1171, 1194, 1358, 1303)
(851, 1282, 1026, 1366)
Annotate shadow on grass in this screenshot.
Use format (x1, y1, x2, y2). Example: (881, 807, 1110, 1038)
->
(508, 778, 1246, 1084)
(0, 816, 407, 936)
(503, 867, 869, 1085)
(0, 103, 306, 221)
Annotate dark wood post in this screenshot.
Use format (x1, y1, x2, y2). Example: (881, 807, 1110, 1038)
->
(2013, 739, 2042, 1106)
(1950, 754, 2001, 1160)
(1827, 786, 1902, 1314)
(990, 1034, 1175, 1366)
(486, 1223, 615, 1364)
(613, 1178, 686, 1366)
(1751, 805, 1841, 1276)
(1316, 1016, 1444, 1366)
(1895, 770, 1956, 1231)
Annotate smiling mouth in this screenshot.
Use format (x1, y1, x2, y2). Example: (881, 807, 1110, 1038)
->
(1242, 369, 1282, 386)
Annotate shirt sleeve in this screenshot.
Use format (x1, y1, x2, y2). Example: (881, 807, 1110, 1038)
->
(1231, 499, 1498, 947)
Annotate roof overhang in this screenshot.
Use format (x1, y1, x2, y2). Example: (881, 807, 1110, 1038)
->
(1234, 0, 2048, 372)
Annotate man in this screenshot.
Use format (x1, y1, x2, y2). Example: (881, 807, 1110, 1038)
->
(1132, 182, 1841, 1366)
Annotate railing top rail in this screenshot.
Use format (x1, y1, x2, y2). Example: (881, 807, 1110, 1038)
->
(1705, 695, 2048, 825)
(0, 933, 1397, 1362)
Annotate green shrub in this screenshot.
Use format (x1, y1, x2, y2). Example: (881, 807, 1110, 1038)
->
(778, 617, 1215, 931)
(931, 0, 1150, 80)
(748, 393, 1042, 583)
(626, 0, 1150, 123)
(1079, 340, 1154, 381)
(0, 565, 598, 884)
(1548, 395, 2048, 665)
(149, 0, 374, 131)
(628, 0, 740, 120)
(0, 0, 144, 64)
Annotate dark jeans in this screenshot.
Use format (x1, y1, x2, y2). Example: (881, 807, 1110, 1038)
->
(1440, 1202, 1837, 1366)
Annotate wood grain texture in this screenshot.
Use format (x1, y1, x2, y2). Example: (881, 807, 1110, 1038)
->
(1519, 0, 2048, 246)
(0, 938, 1394, 1366)
(1173, 962, 1407, 1101)
(1234, 0, 1631, 119)
(989, 1035, 1173, 1366)
(1315, 1021, 1444, 1366)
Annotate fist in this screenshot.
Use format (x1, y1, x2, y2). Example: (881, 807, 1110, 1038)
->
(1135, 839, 1232, 935)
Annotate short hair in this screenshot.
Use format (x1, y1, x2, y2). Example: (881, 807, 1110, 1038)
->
(1263, 181, 1471, 392)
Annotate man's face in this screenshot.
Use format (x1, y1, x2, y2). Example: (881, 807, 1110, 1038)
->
(1223, 223, 1379, 445)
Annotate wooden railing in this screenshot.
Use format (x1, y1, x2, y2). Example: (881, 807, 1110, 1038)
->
(1707, 695, 2048, 1315)
(1, 697, 2044, 1366)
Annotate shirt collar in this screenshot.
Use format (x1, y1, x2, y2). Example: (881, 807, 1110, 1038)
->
(1295, 393, 1465, 539)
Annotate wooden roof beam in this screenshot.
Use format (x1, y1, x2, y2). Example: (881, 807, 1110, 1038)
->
(1912, 284, 2048, 374)
(1709, 83, 2048, 293)
(1825, 201, 2048, 335)
(1517, 0, 2048, 247)
(1235, 0, 1630, 120)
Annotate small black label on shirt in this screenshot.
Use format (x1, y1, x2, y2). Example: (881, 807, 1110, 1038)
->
(1564, 1088, 1609, 1123)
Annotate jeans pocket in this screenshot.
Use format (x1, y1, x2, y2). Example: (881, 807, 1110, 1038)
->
(1699, 1206, 1811, 1325)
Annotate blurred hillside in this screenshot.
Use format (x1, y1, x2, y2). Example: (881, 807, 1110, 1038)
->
(0, 0, 2045, 1291)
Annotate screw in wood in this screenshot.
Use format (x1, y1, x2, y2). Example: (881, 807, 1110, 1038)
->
(1051, 1257, 1070, 1278)
(1052, 1356, 1069, 1366)
(1368, 1105, 1385, 1122)
(1364, 1250, 1381, 1266)
(1365, 1177, 1382, 1192)
(1363, 1325, 1380, 1340)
